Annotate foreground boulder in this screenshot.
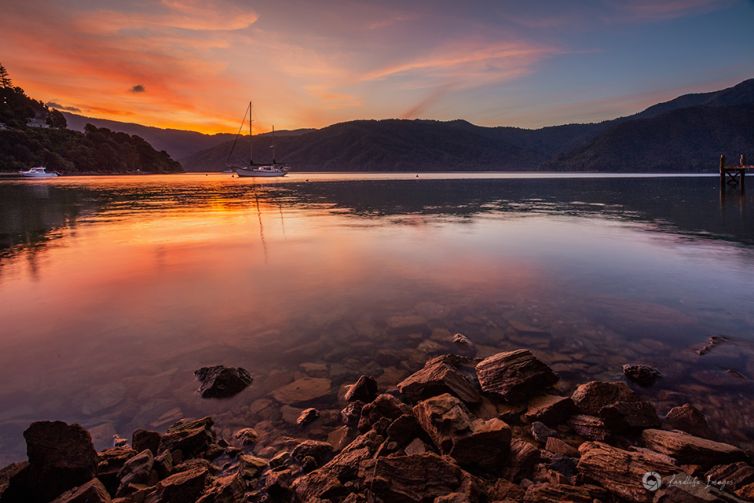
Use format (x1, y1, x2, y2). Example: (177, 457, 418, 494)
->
(523, 482, 607, 503)
(663, 403, 714, 439)
(413, 393, 511, 473)
(641, 429, 748, 466)
(194, 365, 252, 398)
(398, 355, 481, 405)
(571, 381, 659, 432)
(522, 394, 574, 426)
(50, 478, 110, 503)
(359, 453, 481, 502)
(22, 421, 98, 502)
(577, 441, 678, 502)
(475, 349, 558, 402)
(159, 417, 216, 459)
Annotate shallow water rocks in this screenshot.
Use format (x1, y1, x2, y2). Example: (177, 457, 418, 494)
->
(232, 427, 258, 446)
(24, 421, 98, 502)
(696, 335, 729, 356)
(50, 479, 111, 503)
(132, 429, 161, 455)
(664, 403, 714, 439)
(641, 429, 748, 466)
(296, 408, 319, 428)
(159, 417, 215, 459)
(344, 375, 378, 403)
(577, 441, 679, 502)
(523, 394, 574, 426)
(271, 377, 332, 405)
(397, 354, 481, 405)
(523, 482, 606, 503)
(116, 449, 154, 496)
(413, 393, 511, 472)
(360, 453, 479, 503)
(570, 380, 659, 432)
(475, 349, 558, 402)
(623, 363, 662, 387)
(291, 440, 335, 469)
(358, 394, 411, 433)
(194, 365, 252, 399)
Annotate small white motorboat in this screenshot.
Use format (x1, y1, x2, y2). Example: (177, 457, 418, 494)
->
(18, 166, 58, 178)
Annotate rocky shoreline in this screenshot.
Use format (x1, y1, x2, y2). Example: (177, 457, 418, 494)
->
(2, 345, 754, 502)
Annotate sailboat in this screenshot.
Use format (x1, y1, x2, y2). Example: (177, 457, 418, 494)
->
(228, 101, 289, 178)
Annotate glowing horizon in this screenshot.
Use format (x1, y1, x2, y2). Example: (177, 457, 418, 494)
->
(1, 0, 752, 134)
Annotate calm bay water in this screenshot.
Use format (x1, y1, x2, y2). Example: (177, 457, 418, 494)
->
(0, 173, 753, 464)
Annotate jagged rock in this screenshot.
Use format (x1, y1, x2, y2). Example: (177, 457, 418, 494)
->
(296, 408, 320, 428)
(23, 421, 98, 502)
(360, 453, 480, 502)
(233, 427, 258, 446)
(705, 462, 754, 491)
(413, 393, 511, 472)
(664, 404, 714, 439)
(194, 366, 252, 399)
(291, 440, 335, 469)
(452, 333, 473, 347)
(132, 430, 161, 455)
(623, 364, 662, 387)
(577, 441, 679, 503)
(475, 349, 558, 402)
(502, 439, 540, 481)
(271, 377, 332, 405)
(545, 437, 579, 458)
(523, 394, 575, 426)
(523, 482, 607, 503)
(145, 466, 208, 503)
(293, 430, 384, 500)
(488, 479, 526, 501)
(341, 401, 364, 427)
(386, 414, 422, 446)
(116, 449, 154, 497)
(239, 454, 268, 478)
(570, 381, 637, 415)
(195, 472, 245, 503)
(404, 438, 430, 456)
(599, 400, 660, 431)
(641, 429, 748, 466)
(95, 447, 137, 495)
(154, 450, 173, 479)
(159, 417, 215, 459)
(50, 479, 111, 503)
(358, 394, 411, 433)
(737, 483, 754, 500)
(0, 462, 28, 502)
(570, 381, 658, 432)
(530, 421, 556, 443)
(568, 414, 609, 441)
(327, 425, 352, 452)
(344, 375, 378, 403)
(264, 468, 294, 501)
(397, 355, 481, 405)
(268, 451, 290, 469)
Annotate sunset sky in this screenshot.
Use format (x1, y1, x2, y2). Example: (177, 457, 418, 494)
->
(2, 0, 753, 134)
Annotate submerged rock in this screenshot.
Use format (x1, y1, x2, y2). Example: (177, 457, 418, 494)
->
(475, 349, 558, 402)
(622, 364, 662, 387)
(271, 377, 332, 405)
(194, 365, 252, 399)
(695, 335, 729, 356)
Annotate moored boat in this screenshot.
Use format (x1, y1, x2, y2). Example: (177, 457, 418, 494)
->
(18, 166, 58, 178)
(227, 101, 289, 178)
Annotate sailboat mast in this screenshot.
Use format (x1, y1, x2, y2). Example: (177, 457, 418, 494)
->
(272, 125, 276, 164)
(249, 101, 254, 167)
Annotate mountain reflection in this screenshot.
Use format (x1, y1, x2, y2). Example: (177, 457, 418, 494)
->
(0, 176, 751, 266)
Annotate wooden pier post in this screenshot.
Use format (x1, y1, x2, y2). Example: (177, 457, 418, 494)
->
(720, 154, 726, 188)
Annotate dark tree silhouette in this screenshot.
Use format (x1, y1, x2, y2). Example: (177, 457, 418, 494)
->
(0, 63, 12, 88)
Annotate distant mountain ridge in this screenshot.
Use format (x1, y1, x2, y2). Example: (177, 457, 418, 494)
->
(180, 78, 754, 172)
(55, 78, 754, 172)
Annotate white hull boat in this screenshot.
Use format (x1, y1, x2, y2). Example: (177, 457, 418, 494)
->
(19, 167, 58, 178)
(227, 101, 291, 178)
(235, 165, 288, 177)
